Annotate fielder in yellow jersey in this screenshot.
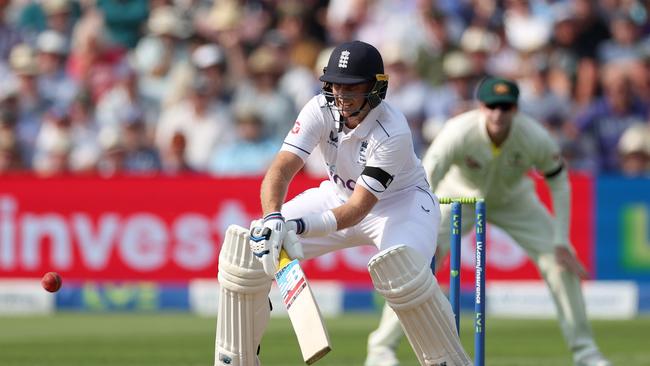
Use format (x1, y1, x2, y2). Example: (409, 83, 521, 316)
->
(366, 77, 611, 366)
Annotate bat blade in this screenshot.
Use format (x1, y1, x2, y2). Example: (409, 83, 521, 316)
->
(275, 251, 331, 364)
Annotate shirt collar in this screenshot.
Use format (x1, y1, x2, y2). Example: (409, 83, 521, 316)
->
(350, 103, 383, 138)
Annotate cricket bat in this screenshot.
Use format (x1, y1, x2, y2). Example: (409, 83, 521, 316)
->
(274, 250, 331, 364)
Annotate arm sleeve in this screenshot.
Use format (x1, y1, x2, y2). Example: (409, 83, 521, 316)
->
(421, 127, 456, 191)
(356, 133, 411, 199)
(546, 167, 571, 247)
(280, 98, 325, 161)
(535, 129, 571, 247)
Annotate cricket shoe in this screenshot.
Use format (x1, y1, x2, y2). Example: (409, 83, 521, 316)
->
(575, 349, 612, 366)
(364, 346, 399, 366)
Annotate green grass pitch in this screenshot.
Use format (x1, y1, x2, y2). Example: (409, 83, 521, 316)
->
(1, 313, 648, 365)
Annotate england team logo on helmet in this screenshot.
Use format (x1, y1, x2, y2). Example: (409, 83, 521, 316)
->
(338, 50, 350, 68)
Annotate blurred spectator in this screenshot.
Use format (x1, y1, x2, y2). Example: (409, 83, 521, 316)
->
(9, 43, 48, 167)
(382, 41, 431, 156)
(96, 127, 125, 176)
(95, 0, 149, 49)
(67, 90, 101, 173)
(17, 0, 80, 42)
(119, 108, 161, 172)
(573, 64, 649, 172)
(276, 1, 323, 72)
(36, 30, 78, 107)
(209, 106, 277, 176)
(597, 12, 644, 65)
(160, 131, 193, 174)
(414, 6, 462, 86)
(459, 25, 499, 79)
(191, 44, 230, 103)
(132, 5, 191, 105)
(618, 123, 650, 176)
(0, 0, 23, 63)
(232, 46, 296, 142)
(572, 0, 611, 106)
(547, 4, 580, 99)
(155, 75, 234, 171)
(0, 108, 22, 173)
(32, 105, 72, 175)
(424, 51, 478, 143)
(66, 11, 127, 102)
(96, 62, 158, 138)
(518, 58, 573, 128)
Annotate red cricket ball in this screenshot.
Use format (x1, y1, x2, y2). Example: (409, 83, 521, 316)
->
(41, 272, 62, 293)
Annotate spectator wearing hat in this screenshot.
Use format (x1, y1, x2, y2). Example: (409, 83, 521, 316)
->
(8, 43, 48, 168)
(132, 5, 191, 106)
(208, 105, 277, 176)
(424, 50, 479, 143)
(155, 74, 235, 171)
(32, 104, 73, 175)
(459, 25, 500, 79)
(232, 45, 296, 142)
(36, 30, 78, 107)
(617, 123, 650, 176)
(95, 0, 149, 49)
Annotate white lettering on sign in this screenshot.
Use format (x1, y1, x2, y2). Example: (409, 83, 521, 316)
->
(72, 214, 119, 269)
(0, 195, 224, 272)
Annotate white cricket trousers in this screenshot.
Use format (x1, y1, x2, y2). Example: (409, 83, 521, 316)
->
(281, 180, 440, 260)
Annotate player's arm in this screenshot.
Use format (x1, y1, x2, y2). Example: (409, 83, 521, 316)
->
(332, 185, 378, 228)
(421, 123, 457, 191)
(535, 129, 588, 278)
(260, 151, 304, 215)
(535, 132, 571, 248)
(288, 168, 382, 238)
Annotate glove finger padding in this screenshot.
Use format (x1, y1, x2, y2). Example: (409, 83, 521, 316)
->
(248, 220, 282, 277)
(283, 230, 304, 260)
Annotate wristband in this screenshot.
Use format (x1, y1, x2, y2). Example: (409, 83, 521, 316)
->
(301, 210, 338, 237)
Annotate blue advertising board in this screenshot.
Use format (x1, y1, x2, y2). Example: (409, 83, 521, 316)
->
(596, 176, 650, 281)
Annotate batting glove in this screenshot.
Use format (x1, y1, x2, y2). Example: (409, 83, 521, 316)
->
(249, 212, 286, 277)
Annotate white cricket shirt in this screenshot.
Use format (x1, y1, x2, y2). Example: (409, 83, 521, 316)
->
(281, 94, 429, 201)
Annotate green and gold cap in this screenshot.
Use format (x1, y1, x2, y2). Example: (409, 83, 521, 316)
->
(477, 77, 519, 105)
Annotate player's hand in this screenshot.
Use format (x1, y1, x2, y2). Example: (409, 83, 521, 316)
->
(555, 246, 589, 279)
(283, 230, 304, 261)
(249, 213, 286, 277)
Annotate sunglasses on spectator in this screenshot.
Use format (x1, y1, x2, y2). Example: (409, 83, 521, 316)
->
(485, 103, 515, 111)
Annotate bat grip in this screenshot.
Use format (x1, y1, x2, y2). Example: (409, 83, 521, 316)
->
(279, 249, 292, 268)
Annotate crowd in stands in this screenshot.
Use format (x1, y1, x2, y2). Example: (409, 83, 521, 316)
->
(0, 0, 649, 178)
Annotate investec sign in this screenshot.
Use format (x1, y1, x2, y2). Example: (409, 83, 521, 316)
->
(0, 176, 379, 282)
(0, 194, 225, 276)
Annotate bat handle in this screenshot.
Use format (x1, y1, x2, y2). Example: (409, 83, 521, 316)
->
(279, 249, 292, 268)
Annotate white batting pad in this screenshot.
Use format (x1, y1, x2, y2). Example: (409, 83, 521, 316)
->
(368, 245, 472, 366)
(215, 225, 273, 366)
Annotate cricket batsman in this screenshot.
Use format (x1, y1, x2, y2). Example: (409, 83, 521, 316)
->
(365, 76, 611, 366)
(214, 40, 473, 366)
